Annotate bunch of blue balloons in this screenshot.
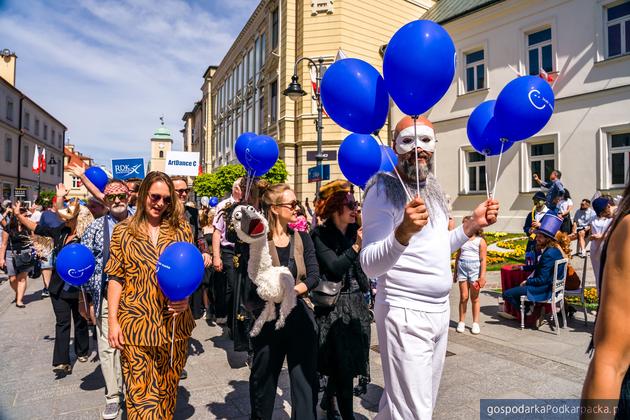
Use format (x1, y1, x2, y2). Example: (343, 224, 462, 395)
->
(320, 20, 458, 188)
(235, 132, 279, 177)
(467, 76, 555, 156)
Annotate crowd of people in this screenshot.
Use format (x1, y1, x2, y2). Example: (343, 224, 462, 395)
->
(0, 115, 628, 419)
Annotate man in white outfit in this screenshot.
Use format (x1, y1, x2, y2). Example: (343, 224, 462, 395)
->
(360, 116, 499, 419)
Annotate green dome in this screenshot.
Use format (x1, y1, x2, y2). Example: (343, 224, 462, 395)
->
(153, 126, 172, 139)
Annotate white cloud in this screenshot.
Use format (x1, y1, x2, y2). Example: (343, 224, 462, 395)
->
(0, 0, 258, 167)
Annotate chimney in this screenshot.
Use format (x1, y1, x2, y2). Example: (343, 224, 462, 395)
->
(0, 49, 17, 86)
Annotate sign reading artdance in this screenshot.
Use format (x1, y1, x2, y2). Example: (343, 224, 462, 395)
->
(164, 151, 200, 176)
(112, 158, 145, 180)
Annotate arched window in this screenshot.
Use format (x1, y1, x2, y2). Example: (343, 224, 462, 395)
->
(159, 151, 164, 158)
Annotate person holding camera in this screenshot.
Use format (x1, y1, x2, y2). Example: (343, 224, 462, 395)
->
(0, 204, 35, 308)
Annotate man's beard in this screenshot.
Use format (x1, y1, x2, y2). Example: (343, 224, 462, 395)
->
(397, 153, 449, 220)
(110, 204, 128, 220)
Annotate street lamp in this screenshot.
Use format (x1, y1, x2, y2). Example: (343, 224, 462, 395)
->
(283, 56, 325, 192)
(36, 155, 58, 198)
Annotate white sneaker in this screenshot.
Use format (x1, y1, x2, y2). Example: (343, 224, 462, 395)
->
(471, 323, 481, 335)
(456, 322, 466, 333)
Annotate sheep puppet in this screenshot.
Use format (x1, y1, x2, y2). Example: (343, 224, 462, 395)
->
(232, 204, 297, 337)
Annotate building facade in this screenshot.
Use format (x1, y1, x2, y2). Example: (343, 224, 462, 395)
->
(188, 0, 433, 199)
(63, 144, 93, 201)
(389, 0, 630, 232)
(1, 50, 65, 202)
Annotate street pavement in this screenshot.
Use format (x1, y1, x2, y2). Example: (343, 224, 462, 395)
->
(0, 258, 594, 419)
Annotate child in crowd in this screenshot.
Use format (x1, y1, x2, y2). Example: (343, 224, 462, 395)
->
(589, 197, 613, 291)
(453, 216, 487, 335)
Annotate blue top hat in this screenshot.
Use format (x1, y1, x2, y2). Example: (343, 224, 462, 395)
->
(535, 213, 563, 240)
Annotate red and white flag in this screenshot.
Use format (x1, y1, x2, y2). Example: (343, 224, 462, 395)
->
(40, 148, 47, 172)
(32, 145, 40, 174)
(539, 68, 554, 83)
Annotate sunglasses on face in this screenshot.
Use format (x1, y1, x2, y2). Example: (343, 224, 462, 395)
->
(149, 194, 171, 205)
(345, 201, 359, 211)
(175, 188, 190, 195)
(275, 200, 300, 209)
(105, 193, 128, 202)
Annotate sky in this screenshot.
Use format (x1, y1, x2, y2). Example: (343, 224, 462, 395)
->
(0, 0, 259, 169)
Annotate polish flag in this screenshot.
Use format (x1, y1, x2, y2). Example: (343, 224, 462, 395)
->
(539, 68, 554, 83)
(40, 148, 47, 172)
(32, 145, 40, 174)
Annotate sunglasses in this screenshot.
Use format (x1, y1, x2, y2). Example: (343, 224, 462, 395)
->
(275, 200, 300, 209)
(345, 201, 359, 211)
(105, 193, 128, 202)
(175, 188, 190, 195)
(149, 194, 171, 205)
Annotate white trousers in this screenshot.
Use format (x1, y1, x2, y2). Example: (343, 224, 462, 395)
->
(96, 297, 123, 404)
(374, 303, 450, 420)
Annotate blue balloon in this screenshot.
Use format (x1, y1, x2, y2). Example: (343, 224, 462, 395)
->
(379, 145, 398, 172)
(235, 132, 257, 168)
(85, 166, 108, 192)
(494, 75, 555, 141)
(338, 133, 381, 188)
(467, 100, 514, 156)
(209, 196, 219, 207)
(244, 135, 279, 176)
(157, 242, 205, 301)
(383, 20, 456, 116)
(56, 244, 96, 287)
(320, 58, 389, 134)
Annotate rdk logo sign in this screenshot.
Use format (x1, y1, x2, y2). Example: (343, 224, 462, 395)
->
(114, 163, 142, 176)
(112, 158, 145, 180)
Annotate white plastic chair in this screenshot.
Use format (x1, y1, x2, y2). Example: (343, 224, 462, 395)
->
(520, 258, 568, 334)
(564, 255, 589, 326)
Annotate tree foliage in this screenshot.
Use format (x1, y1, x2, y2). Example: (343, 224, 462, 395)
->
(193, 159, 289, 199)
(36, 190, 56, 205)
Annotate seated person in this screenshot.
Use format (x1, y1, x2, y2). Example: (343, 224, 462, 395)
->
(501, 213, 565, 321)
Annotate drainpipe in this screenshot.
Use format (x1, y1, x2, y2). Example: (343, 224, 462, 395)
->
(16, 95, 24, 188)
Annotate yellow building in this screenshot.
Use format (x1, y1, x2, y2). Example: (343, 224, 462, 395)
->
(63, 144, 94, 201)
(147, 120, 173, 173)
(187, 0, 433, 199)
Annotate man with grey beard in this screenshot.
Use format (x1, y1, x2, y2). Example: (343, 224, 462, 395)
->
(81, 179, 134, 420)
(360, 116, 500, 419)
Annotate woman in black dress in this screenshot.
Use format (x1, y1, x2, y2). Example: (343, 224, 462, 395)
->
(311, 180, 371, 420)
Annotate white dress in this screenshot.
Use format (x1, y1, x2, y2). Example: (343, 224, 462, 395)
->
(590, 217, 613, 290)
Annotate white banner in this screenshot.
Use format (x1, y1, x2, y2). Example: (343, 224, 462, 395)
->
(164, 151, 200, 176)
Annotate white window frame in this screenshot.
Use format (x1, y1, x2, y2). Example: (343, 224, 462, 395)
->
(598, 123, 630, 189)
(4, 136, 12, 162)
(24, 112, 30, 130)
(457, 40, 488, 96)
(526, 27, 553, 76)
(6, 98, 13, 121)
(459, 147, 487, 195)
(519, 134, 559, 193)
(605, 0, 630, 58)
(464, 49, 486, 93)
(518, 19, 557, 77)
(72, 176, 81, 189)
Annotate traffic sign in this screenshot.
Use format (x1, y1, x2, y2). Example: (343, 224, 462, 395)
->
(308, 164, 330, 183)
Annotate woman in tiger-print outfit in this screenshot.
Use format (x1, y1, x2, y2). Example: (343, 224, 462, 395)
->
(105, 171, 195, 419)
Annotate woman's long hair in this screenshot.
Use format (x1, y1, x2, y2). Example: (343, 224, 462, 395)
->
(260, 183, 291, 235)
(127, 171, 184, 238)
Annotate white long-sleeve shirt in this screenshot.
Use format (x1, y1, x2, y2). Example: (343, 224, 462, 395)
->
(360, 179, 469, 312)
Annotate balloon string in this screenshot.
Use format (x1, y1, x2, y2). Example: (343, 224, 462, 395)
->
(484, 167, 490, 200)
(491, 141, 506, 199)
(373, 133, 412, 202)
(412, 116, 420, 196)
(170, 314, 176, 367)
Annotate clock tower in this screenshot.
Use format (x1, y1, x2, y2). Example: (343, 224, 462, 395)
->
(148, 117, 173, 173)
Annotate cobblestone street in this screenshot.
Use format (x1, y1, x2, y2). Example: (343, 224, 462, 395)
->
(0, 263, 594, 419)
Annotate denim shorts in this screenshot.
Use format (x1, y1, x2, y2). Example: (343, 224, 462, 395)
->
(457, 259, 481, 282)
(40, 252, 53, 269)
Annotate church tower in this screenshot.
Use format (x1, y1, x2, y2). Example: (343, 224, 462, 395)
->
(148, 117, 173, 173)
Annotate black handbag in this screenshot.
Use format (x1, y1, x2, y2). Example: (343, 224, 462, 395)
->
(28, 258, 42, 279)
(12, 249, 35, 274)
(309, 273, 342, 308)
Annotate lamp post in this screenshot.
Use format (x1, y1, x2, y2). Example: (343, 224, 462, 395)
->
(283, 56, 325, 193)
(36, 155, 58, 199)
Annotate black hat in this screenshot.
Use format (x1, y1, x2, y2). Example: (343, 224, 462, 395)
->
(533, 191, 546, 202)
